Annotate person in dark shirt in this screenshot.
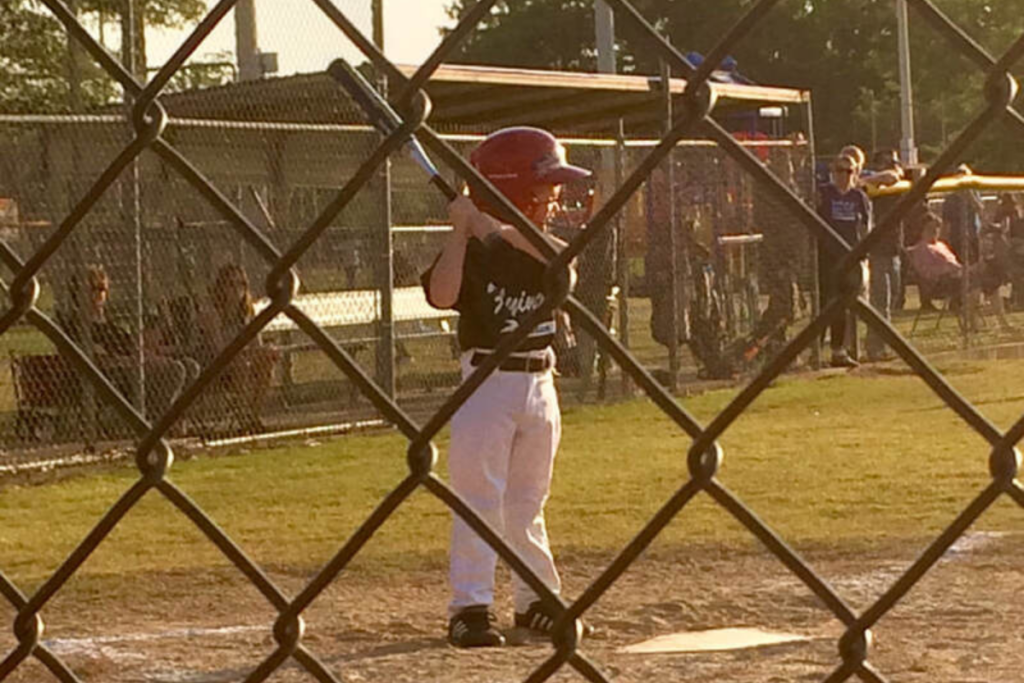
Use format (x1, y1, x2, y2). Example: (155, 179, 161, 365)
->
(57, 264, 195, 423)
(942, 164, 983, 264)
(864, 152, 905, 361)
(995, 192, 1024, 310)
(423, 127, 589, 649)
(816, 154, 872, 367)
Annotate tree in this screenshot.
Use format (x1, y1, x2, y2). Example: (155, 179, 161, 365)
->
(446, 0, 600, 71)
(162, 51, 237, 94)
(1, 0, 213, 114)
(443, 0, 1024, 169)
(82, 0, 208, 78)
(0, 1, 103, 113)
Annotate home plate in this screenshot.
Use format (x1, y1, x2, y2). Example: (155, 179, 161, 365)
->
(620, 627, 809, 654)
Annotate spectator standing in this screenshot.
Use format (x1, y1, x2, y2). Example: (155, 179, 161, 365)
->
(942, 164, 983, 265)
(995, 192, 1024, 238)
(864, 150, 905, 361)
(817, 154, 872, 367)
(854, 147, 903, 189)
(839, 145, 867, 176)
(995, 192, 1024, 309)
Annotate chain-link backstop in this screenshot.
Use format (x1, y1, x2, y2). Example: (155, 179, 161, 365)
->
(2, 0, 1024, 681)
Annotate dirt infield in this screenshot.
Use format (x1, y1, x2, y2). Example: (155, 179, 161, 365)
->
(3, 531, 1021, 682)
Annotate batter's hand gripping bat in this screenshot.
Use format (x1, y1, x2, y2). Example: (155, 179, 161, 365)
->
(327, 58, 457, 202)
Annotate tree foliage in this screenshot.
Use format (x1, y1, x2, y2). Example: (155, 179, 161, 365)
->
(162, 51, 237, 94)
(444, 0, 1024, 170)
(446, 0, 599, 71)
(79, 0, 207, 29)
(1, 0, 212, 114)
(0, 1, 94, 113)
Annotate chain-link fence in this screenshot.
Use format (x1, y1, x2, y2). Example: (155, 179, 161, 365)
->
(2, 0, 1024, 681)
(0, 120, 814, 454)
(632, 139, 818, 385)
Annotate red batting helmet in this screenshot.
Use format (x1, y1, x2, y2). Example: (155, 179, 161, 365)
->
(469, 127, 591, 217)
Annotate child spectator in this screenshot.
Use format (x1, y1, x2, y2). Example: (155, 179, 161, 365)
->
(196, 264, 280, 433)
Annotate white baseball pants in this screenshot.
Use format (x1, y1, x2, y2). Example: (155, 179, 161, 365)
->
(448, 349, 562, 615)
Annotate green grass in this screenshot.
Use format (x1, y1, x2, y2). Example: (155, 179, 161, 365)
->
(3, 357, 1023, 591)
(4, 289, 1021, 418)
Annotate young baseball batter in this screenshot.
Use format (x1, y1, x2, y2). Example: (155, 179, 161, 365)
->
(422, 127, 590, 648)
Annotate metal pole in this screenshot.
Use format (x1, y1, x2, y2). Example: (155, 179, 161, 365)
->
(662, 60, 679, 391)
(373, 0, 385, 50)
(595, 0, 615, 73)
(121, 0, 146, 420)
(234, 0, 261, 81)
(803, 90, 822, 369)
(896, 0, 919, 166)
(66, 0, 99, 446)
(595, 0, 616, 398)
(373, 0, 396, 399)
(615, 118, 632, 397)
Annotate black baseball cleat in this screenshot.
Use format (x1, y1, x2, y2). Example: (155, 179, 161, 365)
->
(514, 601, 594, 638)
(448, 606, 506, 648)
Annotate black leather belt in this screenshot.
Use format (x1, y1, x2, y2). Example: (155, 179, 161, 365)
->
(470, 351, 552, 373)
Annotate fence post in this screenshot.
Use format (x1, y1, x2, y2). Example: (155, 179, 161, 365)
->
(803, 92, 822, 369)
(615, 120, 632, 398)
(119, 0, 147, 421)
(373, 1, 396, 399)
(65, 0, 99, 446)
(661, 60, 680, 392)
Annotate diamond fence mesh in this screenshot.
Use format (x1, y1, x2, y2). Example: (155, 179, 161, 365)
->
(2, 0, 1024, 681)
(0, 123, 816, 452)
(634, 139, 818, 384)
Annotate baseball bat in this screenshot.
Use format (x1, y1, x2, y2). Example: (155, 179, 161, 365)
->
(327, 59, 458, 202)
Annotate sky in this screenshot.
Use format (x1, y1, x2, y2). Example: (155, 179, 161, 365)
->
(146, 0, 456, 76)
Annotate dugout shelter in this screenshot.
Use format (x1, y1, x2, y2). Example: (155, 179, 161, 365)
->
(160, 62, 809, 134)
(153, 61, 816, 381)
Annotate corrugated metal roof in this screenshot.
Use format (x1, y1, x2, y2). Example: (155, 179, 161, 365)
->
(157, 62, 809, 136)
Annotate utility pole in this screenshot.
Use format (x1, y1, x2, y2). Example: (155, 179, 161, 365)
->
(235, 0, 261, 81)
(896, 0, 919, 166)
(595, 0, 615, 74)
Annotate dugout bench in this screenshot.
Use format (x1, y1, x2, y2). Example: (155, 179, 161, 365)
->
(256, 285, 459, 404)
(8, 287, 457, 444)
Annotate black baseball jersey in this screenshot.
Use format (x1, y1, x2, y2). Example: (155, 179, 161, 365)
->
(423, 235, 555, 352)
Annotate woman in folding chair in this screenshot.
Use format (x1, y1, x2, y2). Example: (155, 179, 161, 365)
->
(906, 211, 1011, 332)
